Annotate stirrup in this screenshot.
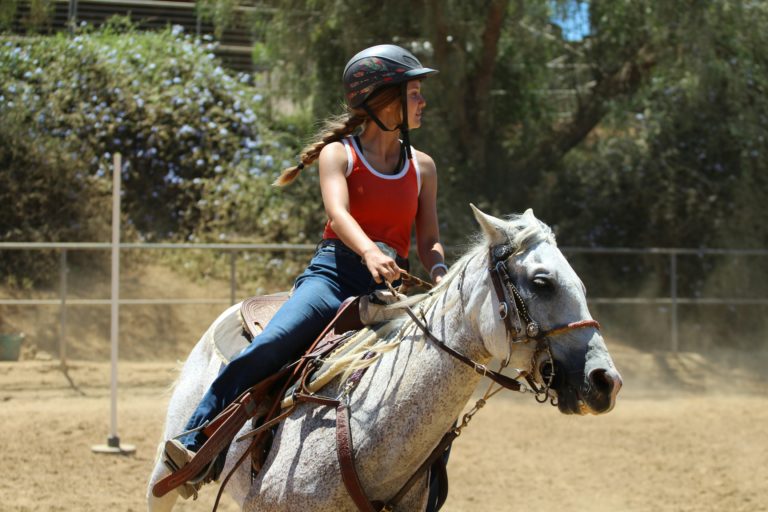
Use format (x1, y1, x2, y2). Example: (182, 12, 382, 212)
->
(163, 439, 216, 499)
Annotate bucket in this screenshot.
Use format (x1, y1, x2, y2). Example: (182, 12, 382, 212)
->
(0, 334, 24, 361)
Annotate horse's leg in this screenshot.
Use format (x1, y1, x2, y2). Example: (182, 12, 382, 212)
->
(146, 443, 180, 512)
(146, 310, 228, 511)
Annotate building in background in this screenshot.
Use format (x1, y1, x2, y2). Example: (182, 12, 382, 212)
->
(4, 0, 258, 71)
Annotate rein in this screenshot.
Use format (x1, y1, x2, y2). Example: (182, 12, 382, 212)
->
(388, 245, 600, 398)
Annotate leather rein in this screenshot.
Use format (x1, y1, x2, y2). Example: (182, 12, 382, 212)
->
(395, 244, 600, 399)
(338, 244, 601, 511)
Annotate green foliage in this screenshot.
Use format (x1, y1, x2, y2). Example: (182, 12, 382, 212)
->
(0, 111, 111, 284)
(0, 21, 328, 287)
(0, 0, 18, 30)
(0, 22, 308, 244)
(0, 0, 54, 33)
(196, 0, 239, 39)
(237, 0, 765, 251)
(539, 1, 768, 249)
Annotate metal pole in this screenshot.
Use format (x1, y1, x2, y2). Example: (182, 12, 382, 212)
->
(230, 251, 237, 305)
(59, 249, 68, 365)
(670, 252, 678, 352)
(109, 153, 120, 444)
(92, 153, 135, 455)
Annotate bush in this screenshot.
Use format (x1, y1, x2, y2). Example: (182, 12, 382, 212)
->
(0, 111, 111, 285)
(0, 21, 325, 286)
(0, 21, 309, 243)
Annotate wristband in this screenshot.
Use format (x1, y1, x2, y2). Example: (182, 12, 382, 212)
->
(429, 262, 448, 278)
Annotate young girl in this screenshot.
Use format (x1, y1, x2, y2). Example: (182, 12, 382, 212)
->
(166, 43, 448, 499)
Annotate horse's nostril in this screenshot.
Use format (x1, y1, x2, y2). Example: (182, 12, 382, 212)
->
(589, 368, 616, 395)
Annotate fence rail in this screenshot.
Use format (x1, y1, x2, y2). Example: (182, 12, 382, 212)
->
(1, 242, 767, 357)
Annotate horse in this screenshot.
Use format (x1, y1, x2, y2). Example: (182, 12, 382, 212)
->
(147, 205, 622, 512)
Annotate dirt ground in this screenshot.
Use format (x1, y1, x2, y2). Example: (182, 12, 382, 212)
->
(1, 343, 767, 512)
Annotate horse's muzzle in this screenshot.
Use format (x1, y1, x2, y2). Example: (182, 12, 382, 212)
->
(546, 363, 622, 415)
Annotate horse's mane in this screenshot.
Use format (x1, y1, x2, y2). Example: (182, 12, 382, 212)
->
(321, 209, 556, 382)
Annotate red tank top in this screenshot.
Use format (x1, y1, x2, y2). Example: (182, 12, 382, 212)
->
(322, 136, 421, 257)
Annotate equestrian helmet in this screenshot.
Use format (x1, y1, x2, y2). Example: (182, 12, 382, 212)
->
(343, 44, 438, 108)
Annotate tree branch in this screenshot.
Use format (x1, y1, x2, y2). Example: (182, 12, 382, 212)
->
(511, 45, 656, 175)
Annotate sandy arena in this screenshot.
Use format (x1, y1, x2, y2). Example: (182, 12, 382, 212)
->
(1, 343, 766, 512)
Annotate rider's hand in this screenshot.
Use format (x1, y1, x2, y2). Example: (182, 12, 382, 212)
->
(362, 247, 401, 284)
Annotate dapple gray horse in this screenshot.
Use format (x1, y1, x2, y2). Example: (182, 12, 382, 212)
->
(147, 206, 622, 511)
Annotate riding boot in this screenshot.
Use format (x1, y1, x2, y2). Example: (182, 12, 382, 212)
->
(163, 439, 219, 500)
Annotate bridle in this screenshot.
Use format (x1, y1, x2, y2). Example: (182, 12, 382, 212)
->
(392, 243, 601, 403)
(487, 243, 601, 401)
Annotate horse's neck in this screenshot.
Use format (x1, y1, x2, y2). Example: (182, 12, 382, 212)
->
(351, 261, 489, 491)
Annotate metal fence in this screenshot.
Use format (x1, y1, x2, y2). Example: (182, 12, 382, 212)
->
(1, 242, 767, 359)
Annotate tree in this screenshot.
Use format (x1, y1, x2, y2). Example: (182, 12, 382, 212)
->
(229, 1, 666, 233)
(237, 0, 765, 249)
(0, 22, 303, 243)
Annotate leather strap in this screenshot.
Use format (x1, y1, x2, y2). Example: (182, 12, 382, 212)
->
(335, 385, 458, 512)
(490, 259, 523, 336)
(399, 305, 523, 392)
(152, 366, 291, 498)
(337, 403, 380, 512)
(154, 297, 363, 499)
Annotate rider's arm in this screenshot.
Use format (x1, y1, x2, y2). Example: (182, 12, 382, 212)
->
(413, 151, 447, 283)
(318, 142, 400, 284)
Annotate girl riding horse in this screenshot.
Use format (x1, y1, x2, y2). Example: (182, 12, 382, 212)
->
(164, 44, 448, 505)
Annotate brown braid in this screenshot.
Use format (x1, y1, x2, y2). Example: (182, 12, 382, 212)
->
(272, 112, 365, 186)
(273, 85, 402, 187)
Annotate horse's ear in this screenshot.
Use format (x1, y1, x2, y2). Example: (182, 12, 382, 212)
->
(470, 203, 508, 245)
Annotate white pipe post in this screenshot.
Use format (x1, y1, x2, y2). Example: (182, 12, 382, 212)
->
(92, 153, 135, 455)
(59, 249, 68, 365)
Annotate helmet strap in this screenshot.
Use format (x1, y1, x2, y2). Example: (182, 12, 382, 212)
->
(399, 81, 413, 160)
(361, 103, 398, 132)
(361, 82, 413, 161)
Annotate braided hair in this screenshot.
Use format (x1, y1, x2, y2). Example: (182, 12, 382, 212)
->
(273, 85, 401, 187)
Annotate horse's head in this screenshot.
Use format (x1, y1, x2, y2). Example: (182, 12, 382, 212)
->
(469, 205, 622, 415)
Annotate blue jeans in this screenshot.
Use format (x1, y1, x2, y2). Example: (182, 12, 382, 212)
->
(181, 241, 390, 450)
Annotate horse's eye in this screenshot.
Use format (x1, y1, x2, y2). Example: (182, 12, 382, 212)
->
(531, 277, 554, 292)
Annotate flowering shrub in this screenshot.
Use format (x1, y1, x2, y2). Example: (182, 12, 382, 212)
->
(0, 21, 311, 242)
(0, 22, 325, 288)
